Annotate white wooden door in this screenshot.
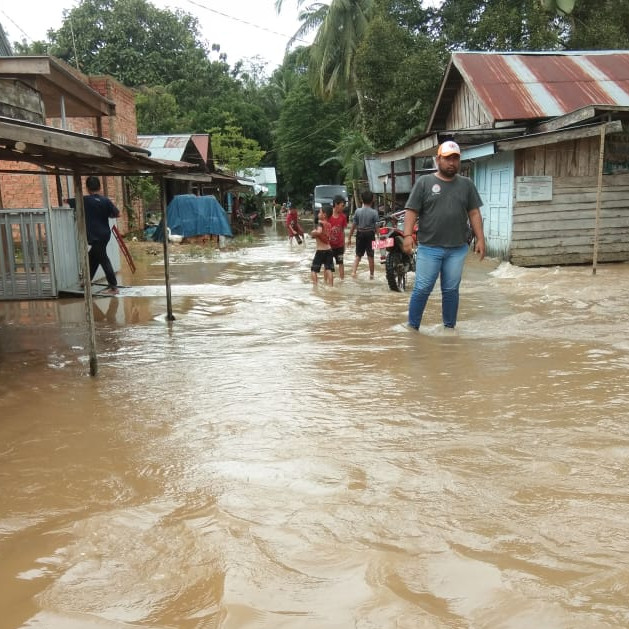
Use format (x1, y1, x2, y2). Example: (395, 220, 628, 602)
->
(473, 153, 514, 258)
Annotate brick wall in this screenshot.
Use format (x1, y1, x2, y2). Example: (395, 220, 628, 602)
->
(0, 69, 141, 234)
(0, 167, 46, 208)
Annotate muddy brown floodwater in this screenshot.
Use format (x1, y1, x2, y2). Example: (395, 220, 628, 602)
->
(1, 222, 629, 629)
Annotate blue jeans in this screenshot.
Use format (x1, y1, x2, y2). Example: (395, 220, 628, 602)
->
(408, 244, 469, 329)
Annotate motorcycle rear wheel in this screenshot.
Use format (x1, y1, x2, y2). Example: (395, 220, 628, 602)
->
(385, 250, 407, 292)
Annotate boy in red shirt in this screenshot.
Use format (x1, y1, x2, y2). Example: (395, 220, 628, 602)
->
(285, 204, 304, 244)
(328, 194, 348, 279)
(310, 205, 334, 286)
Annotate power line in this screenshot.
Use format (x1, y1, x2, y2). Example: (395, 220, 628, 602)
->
(0, 8, 32, 42)
(1, 0, 313, 50)
(266, 109, 354, 157)
(180, 0, 312, 47)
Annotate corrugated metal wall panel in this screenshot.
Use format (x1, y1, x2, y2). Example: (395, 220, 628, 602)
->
(49, 206, 80, 292)
(0, 209, 54, 300)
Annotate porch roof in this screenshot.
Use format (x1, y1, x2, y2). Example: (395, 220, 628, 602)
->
(0, 115, 193, 176)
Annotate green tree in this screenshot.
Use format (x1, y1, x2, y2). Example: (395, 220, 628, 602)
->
(274, 75, 351, 200)
(12, 40, 50, 55)
(320, 128, 374, 206)
(209, 115, 266, 174)
(257, 48, 310, 168)
(309, 0, 374, 111)
(277, 0, 375, 127)
(47, 0, 209, 87)
(44, 0, 276, 151)
(438, 0, 562, 51)
(561, 0, 629, 49)
(126, 176, 160, 224)
(135, 86, 182, 134)
(354, 5, 446, 149)
(259, 48, 309, 119)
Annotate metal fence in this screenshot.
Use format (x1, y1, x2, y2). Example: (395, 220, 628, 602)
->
(0, 208, 56, 300)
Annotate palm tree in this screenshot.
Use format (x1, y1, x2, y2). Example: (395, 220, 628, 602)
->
(276, 0, 375, 126)
(320, 128, 374, 208)
(310, 0, 374, 99)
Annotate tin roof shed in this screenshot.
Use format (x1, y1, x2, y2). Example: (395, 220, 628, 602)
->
(137, 134, 215, 171)
(429, 50, 629, 131)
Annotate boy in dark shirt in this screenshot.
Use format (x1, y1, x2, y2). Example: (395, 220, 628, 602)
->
(69, 176, 121, 294)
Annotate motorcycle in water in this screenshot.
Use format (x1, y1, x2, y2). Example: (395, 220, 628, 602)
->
(373, 210, 417, 292)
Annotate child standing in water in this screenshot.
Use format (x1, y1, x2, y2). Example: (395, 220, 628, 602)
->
(328, 194, 348, 279)
(310, 205, 334, 286)
(285, 204, 304, 244)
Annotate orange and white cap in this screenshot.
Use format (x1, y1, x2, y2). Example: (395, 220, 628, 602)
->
(437, 140, 461, 157)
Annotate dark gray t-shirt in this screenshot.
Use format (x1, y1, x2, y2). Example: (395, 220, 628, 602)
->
(405, 174, 482, 247)
(352, 205, 379, 230)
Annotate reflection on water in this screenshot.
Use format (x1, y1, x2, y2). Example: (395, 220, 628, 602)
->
(2, 224, 629, 628)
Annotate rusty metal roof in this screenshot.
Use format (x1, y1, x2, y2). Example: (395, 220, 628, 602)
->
(429, 51, 629, 131)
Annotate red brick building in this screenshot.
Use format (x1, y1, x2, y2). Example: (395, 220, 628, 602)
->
(0, 56, 140, 233)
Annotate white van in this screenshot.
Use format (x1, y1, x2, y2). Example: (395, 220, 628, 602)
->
(313, 185, 348, 223)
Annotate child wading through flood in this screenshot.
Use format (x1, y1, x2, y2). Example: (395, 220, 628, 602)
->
(310, 205, 334, 286)
(285, 204, 305, 244)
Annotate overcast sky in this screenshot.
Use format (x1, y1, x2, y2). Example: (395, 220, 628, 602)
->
(0, 0, 316, 73)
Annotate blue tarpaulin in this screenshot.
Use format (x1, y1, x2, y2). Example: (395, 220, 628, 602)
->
(153, 194, 232, 241)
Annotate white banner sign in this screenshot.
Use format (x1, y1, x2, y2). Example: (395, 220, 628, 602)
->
(516, 176, 553, 202)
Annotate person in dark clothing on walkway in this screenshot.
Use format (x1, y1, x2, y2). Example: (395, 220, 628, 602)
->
(69, 176, 121, 294)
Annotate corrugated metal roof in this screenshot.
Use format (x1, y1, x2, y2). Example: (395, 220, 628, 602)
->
(137, 134, 191, 160)
(433, 51, 629, 128)
(136, 134, 214, 169)
(191, 135, 209, 161)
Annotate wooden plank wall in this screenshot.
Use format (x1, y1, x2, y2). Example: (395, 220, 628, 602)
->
(448, 84, 492, 130)
(516, 136, 601, 178)
(0, 79, 44, 124)
(511, 138, 629, 265)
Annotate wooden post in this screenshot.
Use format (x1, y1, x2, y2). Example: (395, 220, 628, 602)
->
(382, 178, 387, 212)
(161, 177, 175, 321)
(54, 175, 64, 207)
(75, 174, 98, 376)
(592, 125, 606, 275)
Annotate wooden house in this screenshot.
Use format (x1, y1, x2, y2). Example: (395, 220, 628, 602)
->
(372, 51, 629, 266)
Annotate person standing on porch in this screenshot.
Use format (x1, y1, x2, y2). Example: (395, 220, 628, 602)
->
(69, 176, 121, 295)
(402, 140, 485, 330)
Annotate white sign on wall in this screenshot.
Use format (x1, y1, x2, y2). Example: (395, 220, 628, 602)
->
(515, 176, 553, 202)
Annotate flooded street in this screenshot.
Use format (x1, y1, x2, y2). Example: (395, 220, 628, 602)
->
(1, 222, 629, 629)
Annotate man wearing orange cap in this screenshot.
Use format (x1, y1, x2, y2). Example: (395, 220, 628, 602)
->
(402, 140, 485, 330)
